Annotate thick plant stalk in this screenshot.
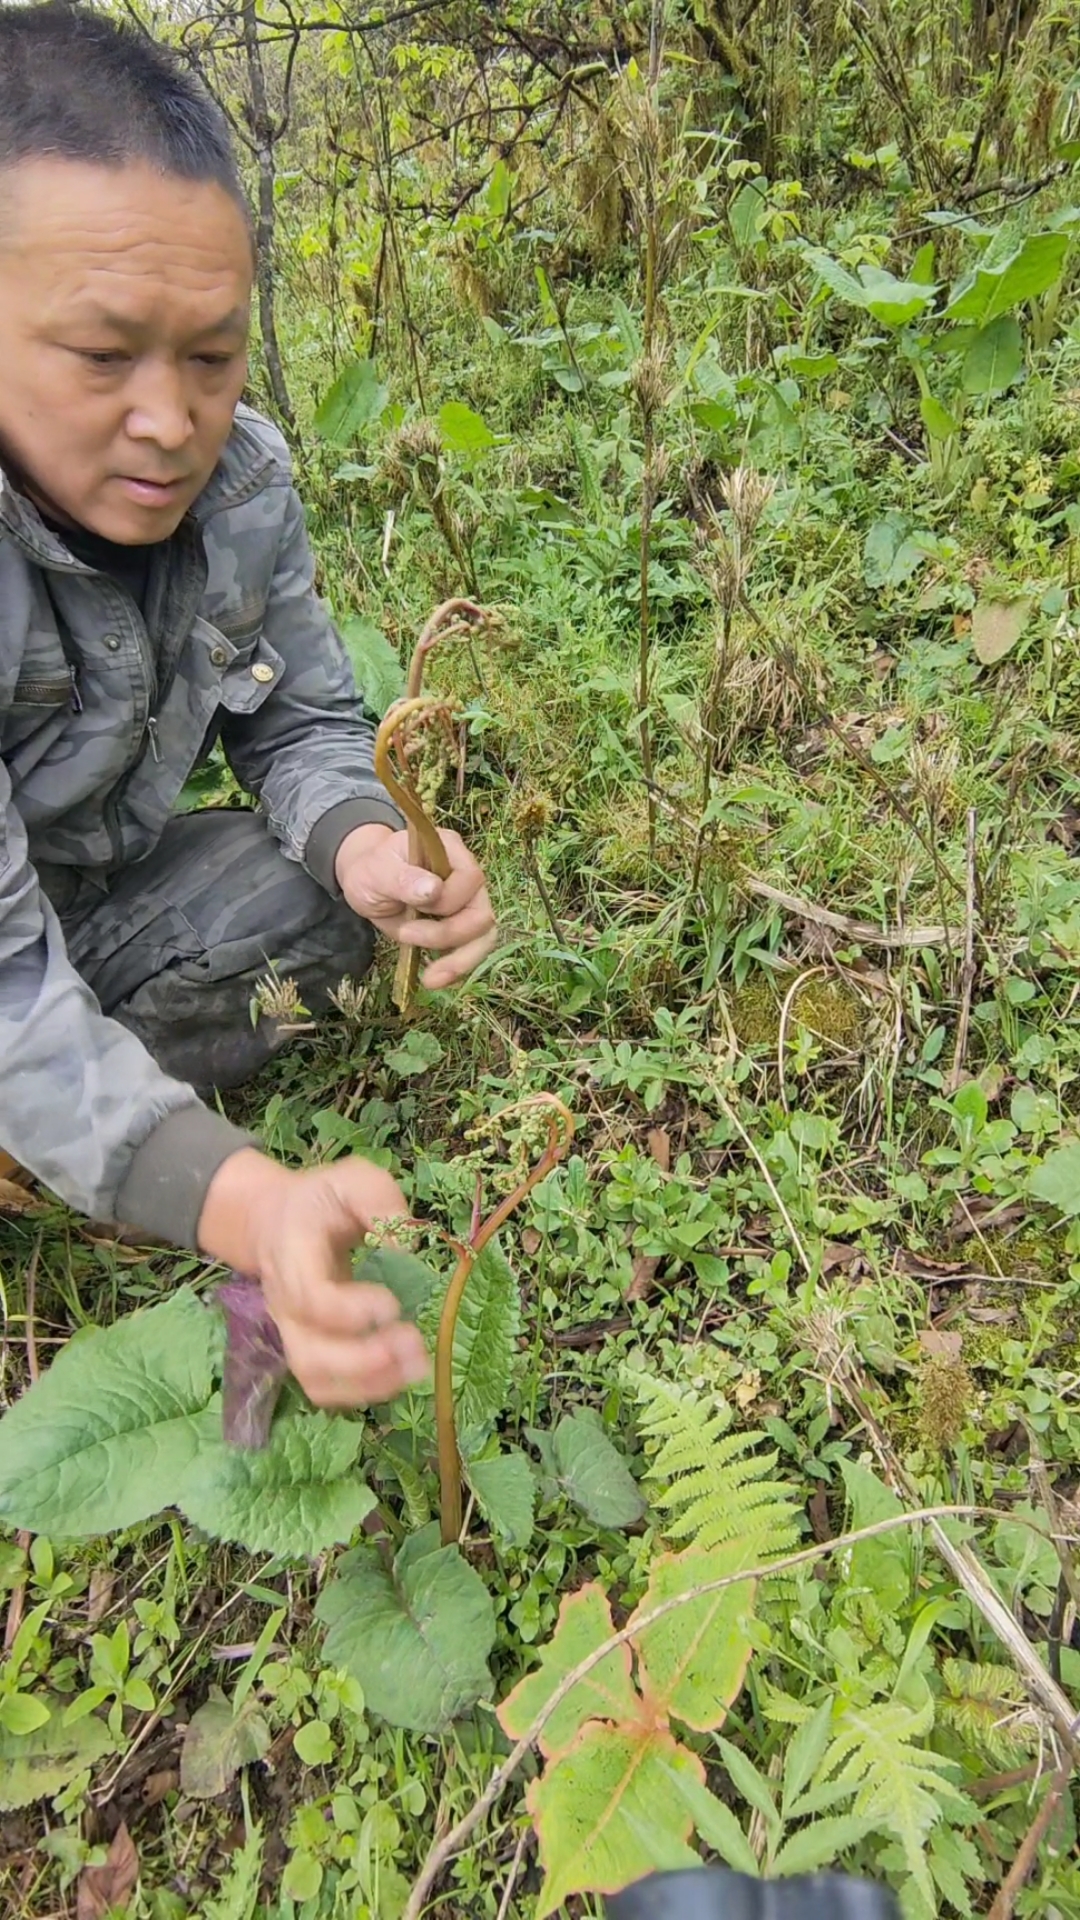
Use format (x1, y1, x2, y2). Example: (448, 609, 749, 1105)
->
(373, 600, 493, 1014)
(435, 1096, 574, 1545)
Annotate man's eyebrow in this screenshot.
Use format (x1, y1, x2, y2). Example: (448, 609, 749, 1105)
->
(63, 303, 251, 337)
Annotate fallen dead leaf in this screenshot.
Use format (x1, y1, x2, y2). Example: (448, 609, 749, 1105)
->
(627, 1255, 661, 1303)
(520, 1228, 542, 1257)
(821, 1242, 860, 1274)
(919, 1328, 964, 1360)
(0, 1176, 44, 1215)
(87, 1569, 115, 1628)
(808, 1486, 833, 1543)
(647, 1128, 671, 1173)
(77, 1822, 139, 1920)
(142, 1769, 179, 1807)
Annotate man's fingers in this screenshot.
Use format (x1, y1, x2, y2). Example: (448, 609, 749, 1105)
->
(422, 926, 500, 989)
(272, 1275, 401, 1341)
(392, 891, 495, 953)
(283, 1318, 430, 1408)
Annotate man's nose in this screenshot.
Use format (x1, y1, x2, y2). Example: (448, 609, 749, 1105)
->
(125, 359, 195, 452)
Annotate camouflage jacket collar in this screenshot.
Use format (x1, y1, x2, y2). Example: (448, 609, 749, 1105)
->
(0, 408, 280, 570)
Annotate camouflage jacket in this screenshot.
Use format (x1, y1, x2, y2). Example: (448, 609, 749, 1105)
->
(0, 406, 402, 1243)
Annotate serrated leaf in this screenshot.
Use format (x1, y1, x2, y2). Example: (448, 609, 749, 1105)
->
(180, 1690, 271, 1799)
(452, 1242, 520, 1448)
(821, 1700, 968, 1902)
(497, 1584, 640, 1759)
(466, 1449, 535, 1548)
(180, 1409, 375, 1557)
(970, 594, 1032, 666)
(630, 1542, 756, 1731)
(659, 1759, 759, 1875)
(772, 1813, 877, 1876)
(313, 359, 389, 446)
(549, 1412, 645, 1529)
(782, 1697, 835, 1818)
(438, 400, 496, 455)
(0, 1697, 113, 1810)
(337, 617, 406, 717)
(961, 314, 1023, 396)
(202, 1823, 264, 1920)
(1029, 1140, 1080, 1216)
(0, 1289, 219, 1535)
(316, 1521, 496, 1732)
(529, 1720, 703, 1918)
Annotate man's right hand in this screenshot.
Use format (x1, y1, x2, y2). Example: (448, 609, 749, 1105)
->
(196, 1148, 430, 1407)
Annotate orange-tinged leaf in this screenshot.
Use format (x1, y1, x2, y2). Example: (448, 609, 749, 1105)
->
(77, 1821, 139, 1919)
(528, 1719, 703, 1917)
(497, 1584, 641, 1759)
(630, 1542, 757, 1732)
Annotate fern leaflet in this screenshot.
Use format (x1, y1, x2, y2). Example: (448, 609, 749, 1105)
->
(626, 1369, 800, 1560)
(821, 1700, 971, 1902)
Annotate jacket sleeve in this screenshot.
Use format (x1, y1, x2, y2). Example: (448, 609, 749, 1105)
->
(0, 760, 253, 1240)
(220, 484, 404, 895)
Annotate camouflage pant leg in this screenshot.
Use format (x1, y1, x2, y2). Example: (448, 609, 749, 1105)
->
(48, 809, 373, 1092)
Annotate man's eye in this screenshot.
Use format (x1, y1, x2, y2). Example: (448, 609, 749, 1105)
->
(195, 353, 235, 368)
(80, 350, 128, 367)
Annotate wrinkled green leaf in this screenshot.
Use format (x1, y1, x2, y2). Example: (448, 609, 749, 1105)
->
(630, 1541, 756, 1731)
(180, 1409, 376, 1558)
(550, 1412, 646, 1529)
(1029, 1141, 1080, 1216)
(337, 617, 405, 717)
(0, 1697, 113, 1810)
(0, 1289, 219, 1535)
(466, 1448, 536, 1547)
(316, 1522, 496, 1732)
(314, 359, 390, 446)
(452, 1242, 520, 1448)
(180, 1689, 271, 1799)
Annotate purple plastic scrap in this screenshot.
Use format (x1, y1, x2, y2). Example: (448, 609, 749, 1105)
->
(217, 1273, 289, 1450)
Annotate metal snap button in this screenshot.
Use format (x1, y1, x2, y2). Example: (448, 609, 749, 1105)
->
(251, 661, 275, 684)
(104, 634, 121, 652)
(209, 645, 227, 668)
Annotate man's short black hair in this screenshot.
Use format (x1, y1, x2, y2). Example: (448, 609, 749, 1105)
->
(0, 2, 246, 209)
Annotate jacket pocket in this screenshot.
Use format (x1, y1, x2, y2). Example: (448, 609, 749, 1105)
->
(216, 632, 286, 716)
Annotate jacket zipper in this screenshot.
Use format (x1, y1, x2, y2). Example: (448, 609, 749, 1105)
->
(146, 715, 161, 762)
(69, 664, 83, 713)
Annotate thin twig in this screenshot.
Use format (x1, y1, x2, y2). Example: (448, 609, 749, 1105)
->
(743, 874, 958, 947)
(948, 807, 979, 1094)
(495, 1825, 531, 1920)
(3, 1234, 42, 1654)
(710, 1083, 813, 1278)
(986, 1753, 1072, 1919)
(402, 1503, 1021, 1920)
(776, 965, 828, 1114)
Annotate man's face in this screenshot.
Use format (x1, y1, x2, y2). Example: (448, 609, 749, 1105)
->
(0, 158, 252, 544)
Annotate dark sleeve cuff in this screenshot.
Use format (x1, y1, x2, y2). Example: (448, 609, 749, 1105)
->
(306, 797, 404, 897)
(114, 1103, 257, 1249)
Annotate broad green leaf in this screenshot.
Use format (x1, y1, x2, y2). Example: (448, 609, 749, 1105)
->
(293, 1718, 334, 1768)
(316, 1522, 496, 1732)
(630, 1542, 756, 1731)
(857, 264, 935, 328)
(862, 513, 932, 590)
(313, 359, 390, 446)
(1029, 1140, 1080, 1216)
(660, 1759, 759, 1874)
(384, 1029, 445, 1078)
(337, 617, 405, 717)
(944, 232, 1068, 325)
(498, 1584, 640, 1759)
(728, 178, 768, 251)
(438, 400, 496, 455)
(355, 1244, 438, 1322)
(465, 1448, 536, 1548)
(970, 594, 1032, 666)
(0, 1697, 113, 1809)
(803, 247, 868, 308)
(453, 1242, 520, 1448)
(487, 158, 512, 220)
(961, 315, 1023, 396)
(529, 1720, 703, 1917)
(180, 1689, 271, 1799)
(550, 1412, 646, 1529)
(920, 393, 959, 441)
(0, 1288, 219, 1536)
(840, 1458, 912, 1613)
(180, 1409, 376, 1558)
(0, 1692, 52, 1736)
(773, 1813, 877, 1876)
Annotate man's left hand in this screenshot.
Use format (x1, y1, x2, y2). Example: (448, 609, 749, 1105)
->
(334, 822, 497, 988)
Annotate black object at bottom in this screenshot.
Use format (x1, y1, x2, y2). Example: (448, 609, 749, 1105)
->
(606, 1868, 901, 1919)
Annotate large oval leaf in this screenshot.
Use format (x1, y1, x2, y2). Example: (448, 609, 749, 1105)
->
(315, 1522, 496, 1731)
(0, 1696, 113, 1810)
(629, 1541, 756, 1732)
(313, 359, 389, 446)
(961, 315, 1023, 396)
(180, 1408, 376, 1557)
(0, 1289, 219, 1535)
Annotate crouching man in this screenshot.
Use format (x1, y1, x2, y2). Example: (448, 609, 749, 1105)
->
(0, 4, 497, 1408)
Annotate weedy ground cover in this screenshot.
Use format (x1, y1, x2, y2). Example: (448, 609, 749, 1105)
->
(3, 4, 1080, 1916)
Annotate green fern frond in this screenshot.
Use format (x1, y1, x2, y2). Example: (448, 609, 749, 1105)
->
(822, 1700, 971, 1901)
(626, 1369, 801, 1560)
(939, 1658, 1040, 1766)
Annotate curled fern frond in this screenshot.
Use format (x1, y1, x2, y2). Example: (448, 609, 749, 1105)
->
(939, 1658, 1041, 1765)
(625, 1369, 801, 1560)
